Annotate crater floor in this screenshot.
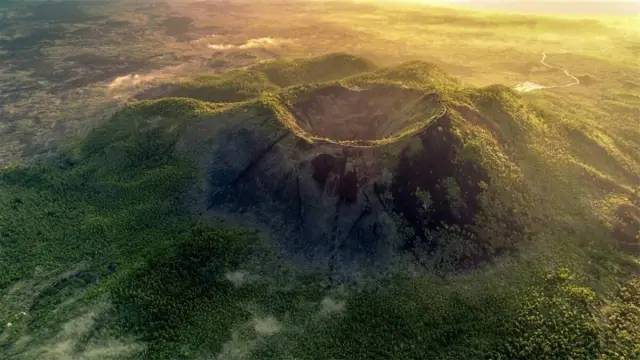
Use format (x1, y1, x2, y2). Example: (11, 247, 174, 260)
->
(288, 84, 445, 144)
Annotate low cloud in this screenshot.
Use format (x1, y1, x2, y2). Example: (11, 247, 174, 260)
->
(191, 33, 219, 45)
(12, 304, 144, 360)
(239, 37, 290, 49)
(320, 297, 346, 315)
(108, 73, 156, 90)
(208, 43, 237, 51)
(208, 37, 292, 51)
(253, 316, 282, 336)
(1, 268, 144, 359)
(216, 331, 256, 360)
(214, 314, 283, 359)
(224, 270, 250, 288)
(513, 81, 547, 93)
(106, 64, 187, 98)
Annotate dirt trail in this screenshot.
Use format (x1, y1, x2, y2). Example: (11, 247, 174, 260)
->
(513, 52, 580, 93)
(540, 52, 581, 88)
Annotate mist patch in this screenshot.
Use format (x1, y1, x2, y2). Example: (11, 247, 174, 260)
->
(207, 37, 292, 51)
(320, 297, 346, 315)
(253, 316, 282, 336)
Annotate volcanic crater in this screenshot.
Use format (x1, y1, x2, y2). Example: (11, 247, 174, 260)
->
(180, 62, 531, 273)
(289, 84, 445, 144)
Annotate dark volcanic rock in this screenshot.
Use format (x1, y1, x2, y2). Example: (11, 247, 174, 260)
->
(178, 66, 532, 273)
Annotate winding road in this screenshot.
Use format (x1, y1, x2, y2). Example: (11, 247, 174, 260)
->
(514, 52, 580, 93)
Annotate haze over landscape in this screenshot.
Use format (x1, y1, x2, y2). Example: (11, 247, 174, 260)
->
(450, 1, 640, 14)
(0, 1, 639, 359)
(385, 0, 640, 14)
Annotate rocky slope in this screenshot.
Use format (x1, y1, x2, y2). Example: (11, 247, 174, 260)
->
(172, 58, 537, 273)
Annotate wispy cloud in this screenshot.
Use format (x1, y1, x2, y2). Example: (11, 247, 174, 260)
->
(208, 37, 292, 51)
(253, 316, 282, 336)
(320, 296, 346, 315)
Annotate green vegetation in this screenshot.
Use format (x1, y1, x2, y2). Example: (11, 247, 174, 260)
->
(0, 0, 638, 353)
(111, 225, 258, 358)
(345, 61, 459, 94)
(253, 53, 377, 87)
(141, 53, 377, 103)
(2, 71, 639, 358)
(0, 99, 198, 290)
(145, 71, 277, 103)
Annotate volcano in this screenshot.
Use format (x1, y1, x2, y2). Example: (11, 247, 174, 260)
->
(172, 57, 533, 272)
